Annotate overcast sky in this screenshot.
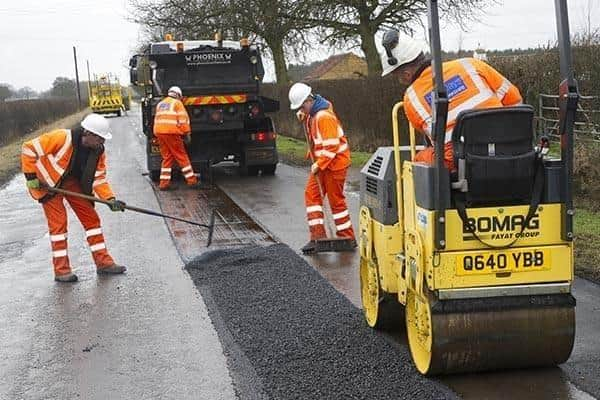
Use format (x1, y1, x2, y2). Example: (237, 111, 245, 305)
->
(0, 0, 597, 92)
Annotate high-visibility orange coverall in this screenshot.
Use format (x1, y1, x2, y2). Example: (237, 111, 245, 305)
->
(403, 57, 523, 170)
(153, 96, 198, 189)
(21, 129, 116, 277)
(304, 104, 355, 241)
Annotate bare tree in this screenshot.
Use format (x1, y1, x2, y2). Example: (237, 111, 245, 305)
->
(284, 0, 491, 76)
(130, 0, 312, 83)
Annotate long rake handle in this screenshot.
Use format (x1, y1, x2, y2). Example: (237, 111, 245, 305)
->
(46, 186, 212, 229)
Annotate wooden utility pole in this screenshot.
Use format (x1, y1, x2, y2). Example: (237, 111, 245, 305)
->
(73, 46, 82, 109)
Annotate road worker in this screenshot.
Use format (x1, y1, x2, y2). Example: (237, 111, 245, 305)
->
(153, 86, 198, 190)
(288, 82, 356, 253)
(380, 30, 523, 170)
(21, 114, 127, 283)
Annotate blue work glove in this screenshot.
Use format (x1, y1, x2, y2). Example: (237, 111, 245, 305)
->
(107, 198, 126, 212)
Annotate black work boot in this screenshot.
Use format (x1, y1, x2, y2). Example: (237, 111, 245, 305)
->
(54, 273, 78, 283)
(97, 264, 127, 275)
(301, 240, 318, 254)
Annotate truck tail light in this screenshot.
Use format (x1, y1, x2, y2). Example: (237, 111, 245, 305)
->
(252, 131, 276, 141)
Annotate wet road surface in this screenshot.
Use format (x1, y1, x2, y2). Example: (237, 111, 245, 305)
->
(216, 161, 600, 400)
(0, 109, 235, 399)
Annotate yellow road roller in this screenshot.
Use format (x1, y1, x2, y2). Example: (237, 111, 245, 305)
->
(358, 0, 579, 375)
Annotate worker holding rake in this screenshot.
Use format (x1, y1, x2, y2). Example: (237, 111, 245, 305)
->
(22, 113, 127, 283)
(288, 82, 356, 254)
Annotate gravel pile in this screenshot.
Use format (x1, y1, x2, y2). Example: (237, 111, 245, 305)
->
(186, 244, 456, 400)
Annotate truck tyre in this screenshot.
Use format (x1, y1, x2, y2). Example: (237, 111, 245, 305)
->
(261, 164, 277, 176)
(117, 109, 122, 117)
(149, 170, 161, 182)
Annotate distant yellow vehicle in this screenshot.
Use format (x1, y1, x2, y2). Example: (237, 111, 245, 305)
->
(88, 73, 124, 116)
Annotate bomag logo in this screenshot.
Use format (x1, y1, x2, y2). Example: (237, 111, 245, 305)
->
(185, 53, 233, 66)
(462, 214, 540, 240)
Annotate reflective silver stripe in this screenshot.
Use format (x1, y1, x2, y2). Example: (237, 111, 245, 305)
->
(50, 233, 67, 242)
(316, 149, 336, 159)
(95, 170, 105, 177)
(312, 137, 323, 145)
(55, 130, 72, 161)
(183, 171, 194, 178)
(35, 160, 55, 186)
(53, 249, 67, 258)
(446, 60, 495, 124)
(90, 243, 106, 252)
(48, 155, 65, 175)
(332, 210, 349, 220)
(160, 174, 170, 180)
(337, 126, 345, 138)
(161, 168, 172, 173)
(406, 86, 432, 134)
(459, 59, 491, 95)
(181, 165, 192, 172)
(156, 111, 179, 116)
(337, 142, 348, 153)
(93, 178, 107, 188)
(336, 221, 352, 231)
(444, 129, 454, 144)
(32, 138, 44, 156)
(308, 218, 324, 226)
(154, 119, 179, 125)
(306, 205, 323, 213)
(22, 147, 36, 157)
(86, 228, 102, 238)
(322, 138, 340, 146)
(496, 79, 511, 100)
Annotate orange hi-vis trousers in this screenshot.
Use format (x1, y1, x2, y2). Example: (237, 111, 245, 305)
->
(305, 167, 355, 240)
(41, 177, 114, 277)
(156, 134, 198, 189)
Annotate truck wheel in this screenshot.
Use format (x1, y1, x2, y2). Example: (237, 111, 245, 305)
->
(117, 109, 122, 117)
(149, 170, 160, 182)
(261, 164, 277, 176)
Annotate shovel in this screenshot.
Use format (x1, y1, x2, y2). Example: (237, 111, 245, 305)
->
(45, 186, 216, 247)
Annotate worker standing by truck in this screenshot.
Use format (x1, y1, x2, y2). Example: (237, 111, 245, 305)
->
(21, 114, 127, 283)
(380, 30, 522, 170)
(288, 82, 356, 254)
(153, 86, 198, 190)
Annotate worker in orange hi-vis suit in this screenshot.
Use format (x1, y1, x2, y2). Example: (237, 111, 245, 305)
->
(288, 82, 356, 254)
(21, 113, 127, 283)
(153, 85, 198, 190)
(380, 30, 523, 171)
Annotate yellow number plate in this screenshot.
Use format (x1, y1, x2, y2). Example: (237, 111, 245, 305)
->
(456, 249, 550, 275)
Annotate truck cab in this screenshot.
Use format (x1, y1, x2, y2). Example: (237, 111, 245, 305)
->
(129, 37, 279, 181)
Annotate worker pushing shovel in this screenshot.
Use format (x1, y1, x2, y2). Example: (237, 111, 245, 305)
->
(288, 83, 357, 254)
(21, 113, 215, 284)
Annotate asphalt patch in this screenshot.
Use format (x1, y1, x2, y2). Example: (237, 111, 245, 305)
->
(186, 243, 457, 400)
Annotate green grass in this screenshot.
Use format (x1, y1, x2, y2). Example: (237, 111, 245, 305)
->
(574, 207, 600, 283)
(276, 135, 372, 168)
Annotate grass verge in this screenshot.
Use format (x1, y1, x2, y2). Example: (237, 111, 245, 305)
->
(276, 135, 372, 168)
(0, 109, 90, 187)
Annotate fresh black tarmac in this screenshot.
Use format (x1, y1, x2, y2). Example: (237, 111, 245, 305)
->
(186, 244, 457, 400)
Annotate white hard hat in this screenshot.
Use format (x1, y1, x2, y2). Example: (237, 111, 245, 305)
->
(288, 82, 312, 110)
(168, 86, 183, 97)
(380, 30, 424, 77)
(81, 113, 112, 140)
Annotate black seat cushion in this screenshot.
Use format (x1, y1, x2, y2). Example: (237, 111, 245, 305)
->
(452, 106, 536, 206)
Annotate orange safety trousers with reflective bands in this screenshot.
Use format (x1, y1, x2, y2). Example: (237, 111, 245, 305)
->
(42, 177, 114, 276)
(305, 168, 355, 240)
(156, 134, 197, 189)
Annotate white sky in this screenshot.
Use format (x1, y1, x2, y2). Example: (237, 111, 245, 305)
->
(0, 0, 597, 91)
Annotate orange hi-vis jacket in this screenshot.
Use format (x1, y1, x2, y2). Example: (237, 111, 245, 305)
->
(305, 105, 351, 171)
(21, 129, 114, 201)
(153, 96, 191, 135)
(404, 57, 522, 146)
